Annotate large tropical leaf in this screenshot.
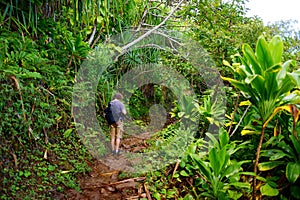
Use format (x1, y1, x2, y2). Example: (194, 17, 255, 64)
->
(288, 70, 300, 87)
(242, 44, 261, 75)
(209, 148, 227, 175)
(260, 149, 289, 160)
(189, 154, 212, 180)
(277, 60, 296, 83)
(256, 36, 274, 70)
(268, 35, 283, 64)
(260, 183, 279, 197)
(248, 74, 265, 101)
(286, 162, 300, 184)
(258, 161, 285, 171)
(221, 77, 250, 94)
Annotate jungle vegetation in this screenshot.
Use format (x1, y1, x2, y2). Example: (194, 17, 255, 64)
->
(0, 0, 300, 199)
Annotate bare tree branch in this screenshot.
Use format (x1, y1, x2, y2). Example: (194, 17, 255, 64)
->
(121, 0, 184, 51)
(88, 20, 97, 46)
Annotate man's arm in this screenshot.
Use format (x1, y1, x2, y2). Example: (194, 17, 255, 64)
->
(121, 108, 126, 115)
(120, 103, 126, 115)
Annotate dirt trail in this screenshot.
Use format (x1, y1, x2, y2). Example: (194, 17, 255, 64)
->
(61, 132, 153, 200)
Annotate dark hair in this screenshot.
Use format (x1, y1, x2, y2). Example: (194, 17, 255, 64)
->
(113, 93, 123, 100)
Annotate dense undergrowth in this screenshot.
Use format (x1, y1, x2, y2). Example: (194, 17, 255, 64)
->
(0, 30, 93, 198)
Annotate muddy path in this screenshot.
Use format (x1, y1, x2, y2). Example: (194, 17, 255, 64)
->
(61, 132, 153, 200)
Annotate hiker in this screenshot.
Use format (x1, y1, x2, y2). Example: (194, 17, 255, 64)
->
(106, 93, 126, 155)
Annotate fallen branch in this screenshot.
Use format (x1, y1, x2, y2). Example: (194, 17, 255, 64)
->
(126, 193, 147, 200)
(81, 177, 146, 189)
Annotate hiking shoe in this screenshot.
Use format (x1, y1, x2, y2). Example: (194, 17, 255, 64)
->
(115, 150, 124, 155)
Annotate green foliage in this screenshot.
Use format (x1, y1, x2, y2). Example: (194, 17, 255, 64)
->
(223, 34, 300, 198)
(195, 90, 226, 128)
(181, 0, 264, 74)
(0, 19, 92, 199)
(186, 129, 251, 199)
(259, 134, 300, 198)
(223, 35, 300, 128)
(2, 0, 300, 199)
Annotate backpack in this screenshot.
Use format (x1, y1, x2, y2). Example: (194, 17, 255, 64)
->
(104, 102, 116, 125)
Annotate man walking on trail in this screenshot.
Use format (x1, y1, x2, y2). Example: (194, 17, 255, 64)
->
(109, 93, 126, 155)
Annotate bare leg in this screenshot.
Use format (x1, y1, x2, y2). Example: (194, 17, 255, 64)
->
(115, 137, 121, 153)
(115, 125, 121, 153)
(110, 126, 115, 152)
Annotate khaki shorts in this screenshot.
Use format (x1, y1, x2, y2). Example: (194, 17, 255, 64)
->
(110, 121, 124, 139)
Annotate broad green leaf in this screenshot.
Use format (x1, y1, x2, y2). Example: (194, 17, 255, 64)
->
(209, 148, 227, 175)
(222, 161, 242, 178)
(278, 141, 297, 158)
(23, 171, 31, 178)
(209, 148, 221, 175)
(260, 183, 279, 196)
(261, 149, 288, 160)
(190, 154, 212, 180)
(242, 44, 261, 75)
(286, 162, 300, 184)
(250, 74, 265, 100)
(228, 182, 251, 189)
(153, 192, 161, 200)
(277, 75, 296, 96)
(264, 72, 278, 100)
(180, 170, 189, 177)
(239, 56, 253, 75)
(256, 36, 273, 70)
(277, 60, 295, 82)
(221, 77, 250, 94)
(219, 129, 229, 148)
(288, 70, 300, 87)
(268, 35, 283, 64)
(269, 152, 288, 161)
(258, 161, 284, 171)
